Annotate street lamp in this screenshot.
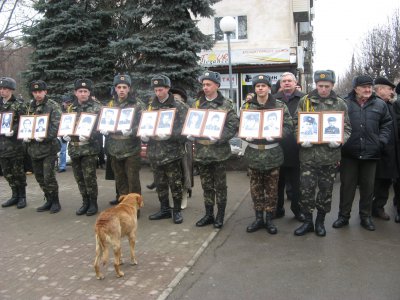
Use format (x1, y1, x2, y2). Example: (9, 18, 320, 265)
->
(220, 16, 237, 111)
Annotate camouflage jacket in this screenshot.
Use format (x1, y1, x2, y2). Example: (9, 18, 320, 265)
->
(67, 98, 102, 159)
(26, 97, 61, 159)
(295, 90, 352, 165)
(241, 95, 293, 170)
(146, 93, 189, 166)
(0, 95, 26, 158)
(105, 95, 145, 159)
(192, 91, 239, 164)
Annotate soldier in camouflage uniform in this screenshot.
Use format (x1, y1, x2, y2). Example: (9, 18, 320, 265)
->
(143, 75, 188, 224)
(0, 77, 27, 209)
(64, 79, 102, 216)
(241, 75, 293, 234)
(191, 71, 239, 229)
(294, 70, 351, 237)
(102, 75, 144, 208)
(25, 80, 62, 213)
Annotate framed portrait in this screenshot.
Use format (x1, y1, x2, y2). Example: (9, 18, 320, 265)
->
(33, 114, 49, 139)
(298, 112, 320, 143)
(17, 115, 35, 139)
(155, 109, 176, 136)
(261, 108, 283, 138)
(321, 111, 344, 143)
(238, 110, 261, 139)
(0, 111, 14, 135)
(137, 111, 158, 136)
(202, 110, 227, 139)
(74, 113, 97, 137)
(58, 113, 77, 136)
(182, 108, 207, 137)
(116, 108, 135, 131)
(98, 107, 119, 132)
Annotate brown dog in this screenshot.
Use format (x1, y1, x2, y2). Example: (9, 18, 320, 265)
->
(94, 193, 143, 279)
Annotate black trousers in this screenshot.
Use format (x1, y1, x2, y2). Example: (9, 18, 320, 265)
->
(277, 165, 301, 214)
(373, 178, 393, 210)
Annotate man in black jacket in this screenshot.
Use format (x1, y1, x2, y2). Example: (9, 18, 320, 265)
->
(333, 75, 392, 231)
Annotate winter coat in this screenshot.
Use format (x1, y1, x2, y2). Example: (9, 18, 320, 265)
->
(341, 91, 392, 160)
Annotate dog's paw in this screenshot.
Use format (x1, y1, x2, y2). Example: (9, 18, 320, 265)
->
(130, 258, 138, 265)
(96, 274, 105, 280)
(116, 271, 125, 278)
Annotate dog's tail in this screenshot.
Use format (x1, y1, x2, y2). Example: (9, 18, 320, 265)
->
(95, 232, 109, 266)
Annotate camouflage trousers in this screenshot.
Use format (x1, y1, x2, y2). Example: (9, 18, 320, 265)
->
(152, 159, 183, 208)
(31, 155, 58, 195)
(71, 155, 98, 199)
(111, 154, 141, 196)
(0, 157, 26, 189)
(198, 161, 227, 206)
(249, 167, 279, 212)
(299, 163, 337, 214)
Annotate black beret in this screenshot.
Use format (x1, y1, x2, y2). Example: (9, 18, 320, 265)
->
(352, 75, 373, 88)
(74, 78, 93, 91)
(30, 80, 47, 92)
(199, 71, 221, 86)
(0, 77, 16, 90)
(374, 77, 395, 88)
(113, 74, 132, 87)
(314, 70, 336, 83)
(151, 75, 171, 88)
(252, 74, 271, 87)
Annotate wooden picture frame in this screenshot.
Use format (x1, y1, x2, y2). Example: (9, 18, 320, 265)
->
(261, 108, 283, 138)
(298, 112, 320, 143)
(58, 113, 77, 137)
(74, 113, 97, 137)
(155, 109, 176, 136)
(182, 108, 207, 137)
(97, 107, 119, 132)
(0, 111, 14, 135)
(202, 110, 227, 139)
(321, 111, 345, 143)
(33, 114, 49, 139)
(116, 108, 135, 132)
(238, 110, 261, 138)
(137, 111, 158, 136)
(17, 115, 35, 139)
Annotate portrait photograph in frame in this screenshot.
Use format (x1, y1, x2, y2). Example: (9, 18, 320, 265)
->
(321, 111, 344, 143)
(116, 108, 135, 132)
(137, 111, 158, 136)
(0, 111, 14, 135)
(261, 108, 283, 138)
(202, 110, 227, 139)
(58, 113, 77, 136)
(238, 110, 261, 139)
(74, 113, 97, 137)
(155, 109, 176, 136)
(98, 107, 119, 132)
(298, 112, 320, 143)
(182, 108, 206, 137)
(33, 114, 49, 139)
(17, 115, 35, 139)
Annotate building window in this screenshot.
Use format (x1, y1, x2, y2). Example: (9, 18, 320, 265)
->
(214, 16, 248, 41)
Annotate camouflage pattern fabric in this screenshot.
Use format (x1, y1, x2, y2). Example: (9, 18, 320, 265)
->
(31, 155, 58, 195)
(153, 159, 183, 208)
(249, 167, 279, 212)
(0, 157, 26, 189)
(71, 154, 98, 199)
(198, 161, 227, 206)
(111, 154, 141, 195)
(299, 162, 337, 214)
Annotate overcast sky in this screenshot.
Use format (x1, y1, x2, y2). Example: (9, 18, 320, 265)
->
(313, 0, 400, 77)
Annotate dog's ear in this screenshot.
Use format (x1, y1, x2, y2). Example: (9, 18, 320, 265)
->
(118, 195, 127, 203)
(137, 194, 144, 208)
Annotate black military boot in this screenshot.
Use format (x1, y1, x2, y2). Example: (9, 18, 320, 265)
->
(149, 198, 171, 220)
(246, 210, 264, 233)
(2, 187, 19, 207)
(214, 203, 226, 229)
(76, 196, 90, 215)
(50, 193, 61, 214)
(172, 198, 183, 224)
(315, 211, 326, 237)
(16, 186, 27, 209)
(36, 193, 52, 212)
(294, 212, 314, 236)
(86, 196, 98, 216)
(265, 212, 278, 234)
(196, 204, 215, 227)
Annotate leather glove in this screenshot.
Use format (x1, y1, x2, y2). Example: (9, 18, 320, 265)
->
(141, 134, 149, 142)
(122, 129, 132, 136)
(100, 129, 109, 136)
(23, 137, 31, 143)
(35, 137, 44, 142)
(208, 136, 217, 141)
(63, 135, 71, 142)
(328, 141, 341, 148)
(157, 133, 170, 140)
(265, 136, 275, 142)
(187, 135, 195, 141)
(301, 141, 312, 148)
(79, 135, 88, 142)
(245, 137, 254, 142)
(4, 130, 14, 137)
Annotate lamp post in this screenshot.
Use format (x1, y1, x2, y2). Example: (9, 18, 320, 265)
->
(220, 16, 237, 111)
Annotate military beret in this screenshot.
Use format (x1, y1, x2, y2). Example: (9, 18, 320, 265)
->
(0, 77, 16, 90)
(199, 71, 221, 86)
(352, 75, 373, 88)
(252, 74, 272, 87)
(303, 116, 315, 123)
(113, 74, 132, 87)
(30, 80, 47, 92)
(314, 70, 336, 83)
(374, 77, 395, 88)
(151, 75, 171, 88)
(328, 116, 336, 122)
(170, 87, 187, 101)
(74, 78, 93, 91)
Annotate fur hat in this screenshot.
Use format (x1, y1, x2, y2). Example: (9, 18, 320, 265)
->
(30, 80, 47, 92)
(0, 77, 16, 90)
(113, 74, 132, 87)
(151, 75, 171, 88)
(199, 71, 221, 86)
(74, 78, 93, 91)
(314, 70, 336, 84)
(252, 74, 272, 87)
